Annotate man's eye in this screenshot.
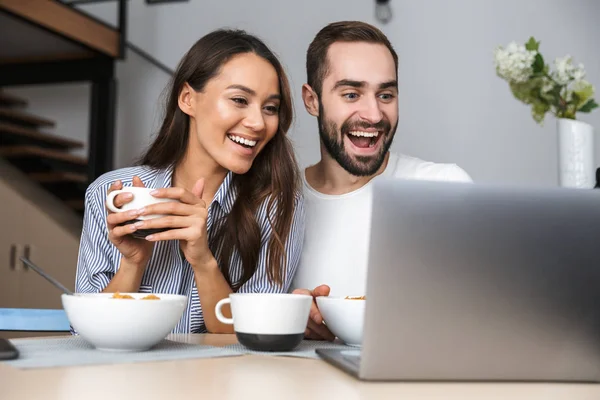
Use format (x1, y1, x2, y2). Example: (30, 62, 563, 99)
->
(379, 93, 395, 100)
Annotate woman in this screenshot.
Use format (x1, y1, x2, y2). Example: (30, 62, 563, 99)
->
(75, 29, 304, 334)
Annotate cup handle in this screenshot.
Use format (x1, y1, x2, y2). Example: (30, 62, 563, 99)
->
(106, 190, 126, 213)
(215, 298, 233, 324)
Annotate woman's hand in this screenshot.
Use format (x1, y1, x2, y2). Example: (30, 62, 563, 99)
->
(135, 179, 213, 269)
(105, 176, 155, 267)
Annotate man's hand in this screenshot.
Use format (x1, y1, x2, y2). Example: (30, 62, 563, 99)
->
(293, 285, 335, 341)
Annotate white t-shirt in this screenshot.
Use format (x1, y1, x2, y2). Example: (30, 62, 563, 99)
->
(291, 152, 472, 297)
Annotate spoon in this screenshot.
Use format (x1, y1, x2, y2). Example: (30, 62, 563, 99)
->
(20, 257, 75, 296)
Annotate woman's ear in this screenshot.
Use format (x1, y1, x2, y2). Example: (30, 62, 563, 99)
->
(178, 83, 196, 117)
(302, 84, 319, 117)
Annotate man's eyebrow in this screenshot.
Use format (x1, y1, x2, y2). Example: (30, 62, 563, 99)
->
(379, 80, 398, 90)
(331, 79, 365, 91)
(331, 79, 398, 91)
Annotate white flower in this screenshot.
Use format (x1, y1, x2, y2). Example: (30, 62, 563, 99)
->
(553, 55, 574, 84)
(573, 63, 586, 81)
(542, 78, 555, 93)
(572, 79, 591, 92)
(494, 42, 537, 83)
(571, 79, 595, 103)
(552, 56, 586, 84)
(563, 87, 573, 102)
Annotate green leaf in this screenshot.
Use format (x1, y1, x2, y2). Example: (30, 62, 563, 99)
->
(510, 78, 544, 105)
(573, 82, 594, 108)
(540, 84, 562, 107)
(550, 85, 562, 99)
(525, 37, 540, 51)
(532, 53, 544, 73)
(531, 100, 550, 125)
(510, 82, 533, 104)
(578, 99, 599, 113)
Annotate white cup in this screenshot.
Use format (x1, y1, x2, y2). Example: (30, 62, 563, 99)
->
(106, 187, 177, 220)
(215, 293, 312, 352)
(106, 187, 179, 239)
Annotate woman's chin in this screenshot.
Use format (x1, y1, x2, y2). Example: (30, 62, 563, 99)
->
(222, 159, 253, 175)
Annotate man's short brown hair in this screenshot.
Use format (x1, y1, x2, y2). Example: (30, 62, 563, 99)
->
(306, 21, 399, 97)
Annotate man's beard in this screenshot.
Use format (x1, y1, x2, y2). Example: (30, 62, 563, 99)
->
(317, 103, 397, 177)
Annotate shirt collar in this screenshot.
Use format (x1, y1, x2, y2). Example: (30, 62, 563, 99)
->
(154, 164, 174, 189)
(213, 171, 235, 214)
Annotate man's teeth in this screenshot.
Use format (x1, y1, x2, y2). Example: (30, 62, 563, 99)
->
(348, 131, 379, 138)
(228, 134, 257, 147)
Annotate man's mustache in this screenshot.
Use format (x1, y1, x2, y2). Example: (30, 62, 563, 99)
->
(340, 119, 391, 133)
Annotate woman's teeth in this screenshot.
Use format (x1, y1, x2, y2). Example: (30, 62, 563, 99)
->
(228, 134, 257, 147)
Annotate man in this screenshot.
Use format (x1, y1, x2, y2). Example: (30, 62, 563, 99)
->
(291, 21, 472, 340)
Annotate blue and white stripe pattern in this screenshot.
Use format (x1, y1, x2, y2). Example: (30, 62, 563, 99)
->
(75, 165, 305, 333)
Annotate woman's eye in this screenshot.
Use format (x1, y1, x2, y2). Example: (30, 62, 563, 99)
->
(232, 97, 248, 105)
(264, 105, 279, 114)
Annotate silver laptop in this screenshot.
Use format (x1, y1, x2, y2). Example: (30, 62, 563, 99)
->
(317, 178, 600, 381)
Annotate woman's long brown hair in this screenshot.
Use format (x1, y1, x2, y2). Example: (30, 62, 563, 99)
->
(138, 29, 300, 291)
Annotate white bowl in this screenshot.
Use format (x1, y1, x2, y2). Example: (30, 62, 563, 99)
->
(61, 292, 187, 352)
(316, 296, 365, 346)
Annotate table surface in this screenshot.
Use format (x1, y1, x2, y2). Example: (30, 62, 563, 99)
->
(0, 334, 599, 400)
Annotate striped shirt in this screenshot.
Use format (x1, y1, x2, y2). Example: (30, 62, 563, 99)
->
(75, 164, 305, 333)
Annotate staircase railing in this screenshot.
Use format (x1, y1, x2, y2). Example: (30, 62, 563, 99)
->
(60, 0, 176, 75)
(1, 0, 177, 190)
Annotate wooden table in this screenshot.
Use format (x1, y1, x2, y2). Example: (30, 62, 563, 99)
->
(0, 334, 599, 400)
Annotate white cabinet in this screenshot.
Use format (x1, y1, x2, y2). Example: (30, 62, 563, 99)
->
(18, 198, 81, 309)
(0, 178, 25, 308)
(0, 167, 81, 311)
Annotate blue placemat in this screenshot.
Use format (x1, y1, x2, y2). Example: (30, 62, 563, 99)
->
(223, 339, 357, 359)
(2, 336, 243, 369)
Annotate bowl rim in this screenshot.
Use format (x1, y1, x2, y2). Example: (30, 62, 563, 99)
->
(316, 295, 366, 301)
(61, 293, 188, 301)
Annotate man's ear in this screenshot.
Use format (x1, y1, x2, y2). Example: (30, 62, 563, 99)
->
(302, 83, 320, 117)
(178, 82, 196, 117)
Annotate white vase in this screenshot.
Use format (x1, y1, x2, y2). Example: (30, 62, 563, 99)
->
(557, 118, 595, 188)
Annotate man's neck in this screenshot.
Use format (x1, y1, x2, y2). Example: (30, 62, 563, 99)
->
(306, 149, 390, 196)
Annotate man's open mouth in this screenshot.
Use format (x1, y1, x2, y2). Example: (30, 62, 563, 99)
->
(345, 130, 382, 148)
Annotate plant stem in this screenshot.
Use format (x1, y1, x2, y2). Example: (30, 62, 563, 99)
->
(535, 72, 570, 117)
(542, 72, 560, 86)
